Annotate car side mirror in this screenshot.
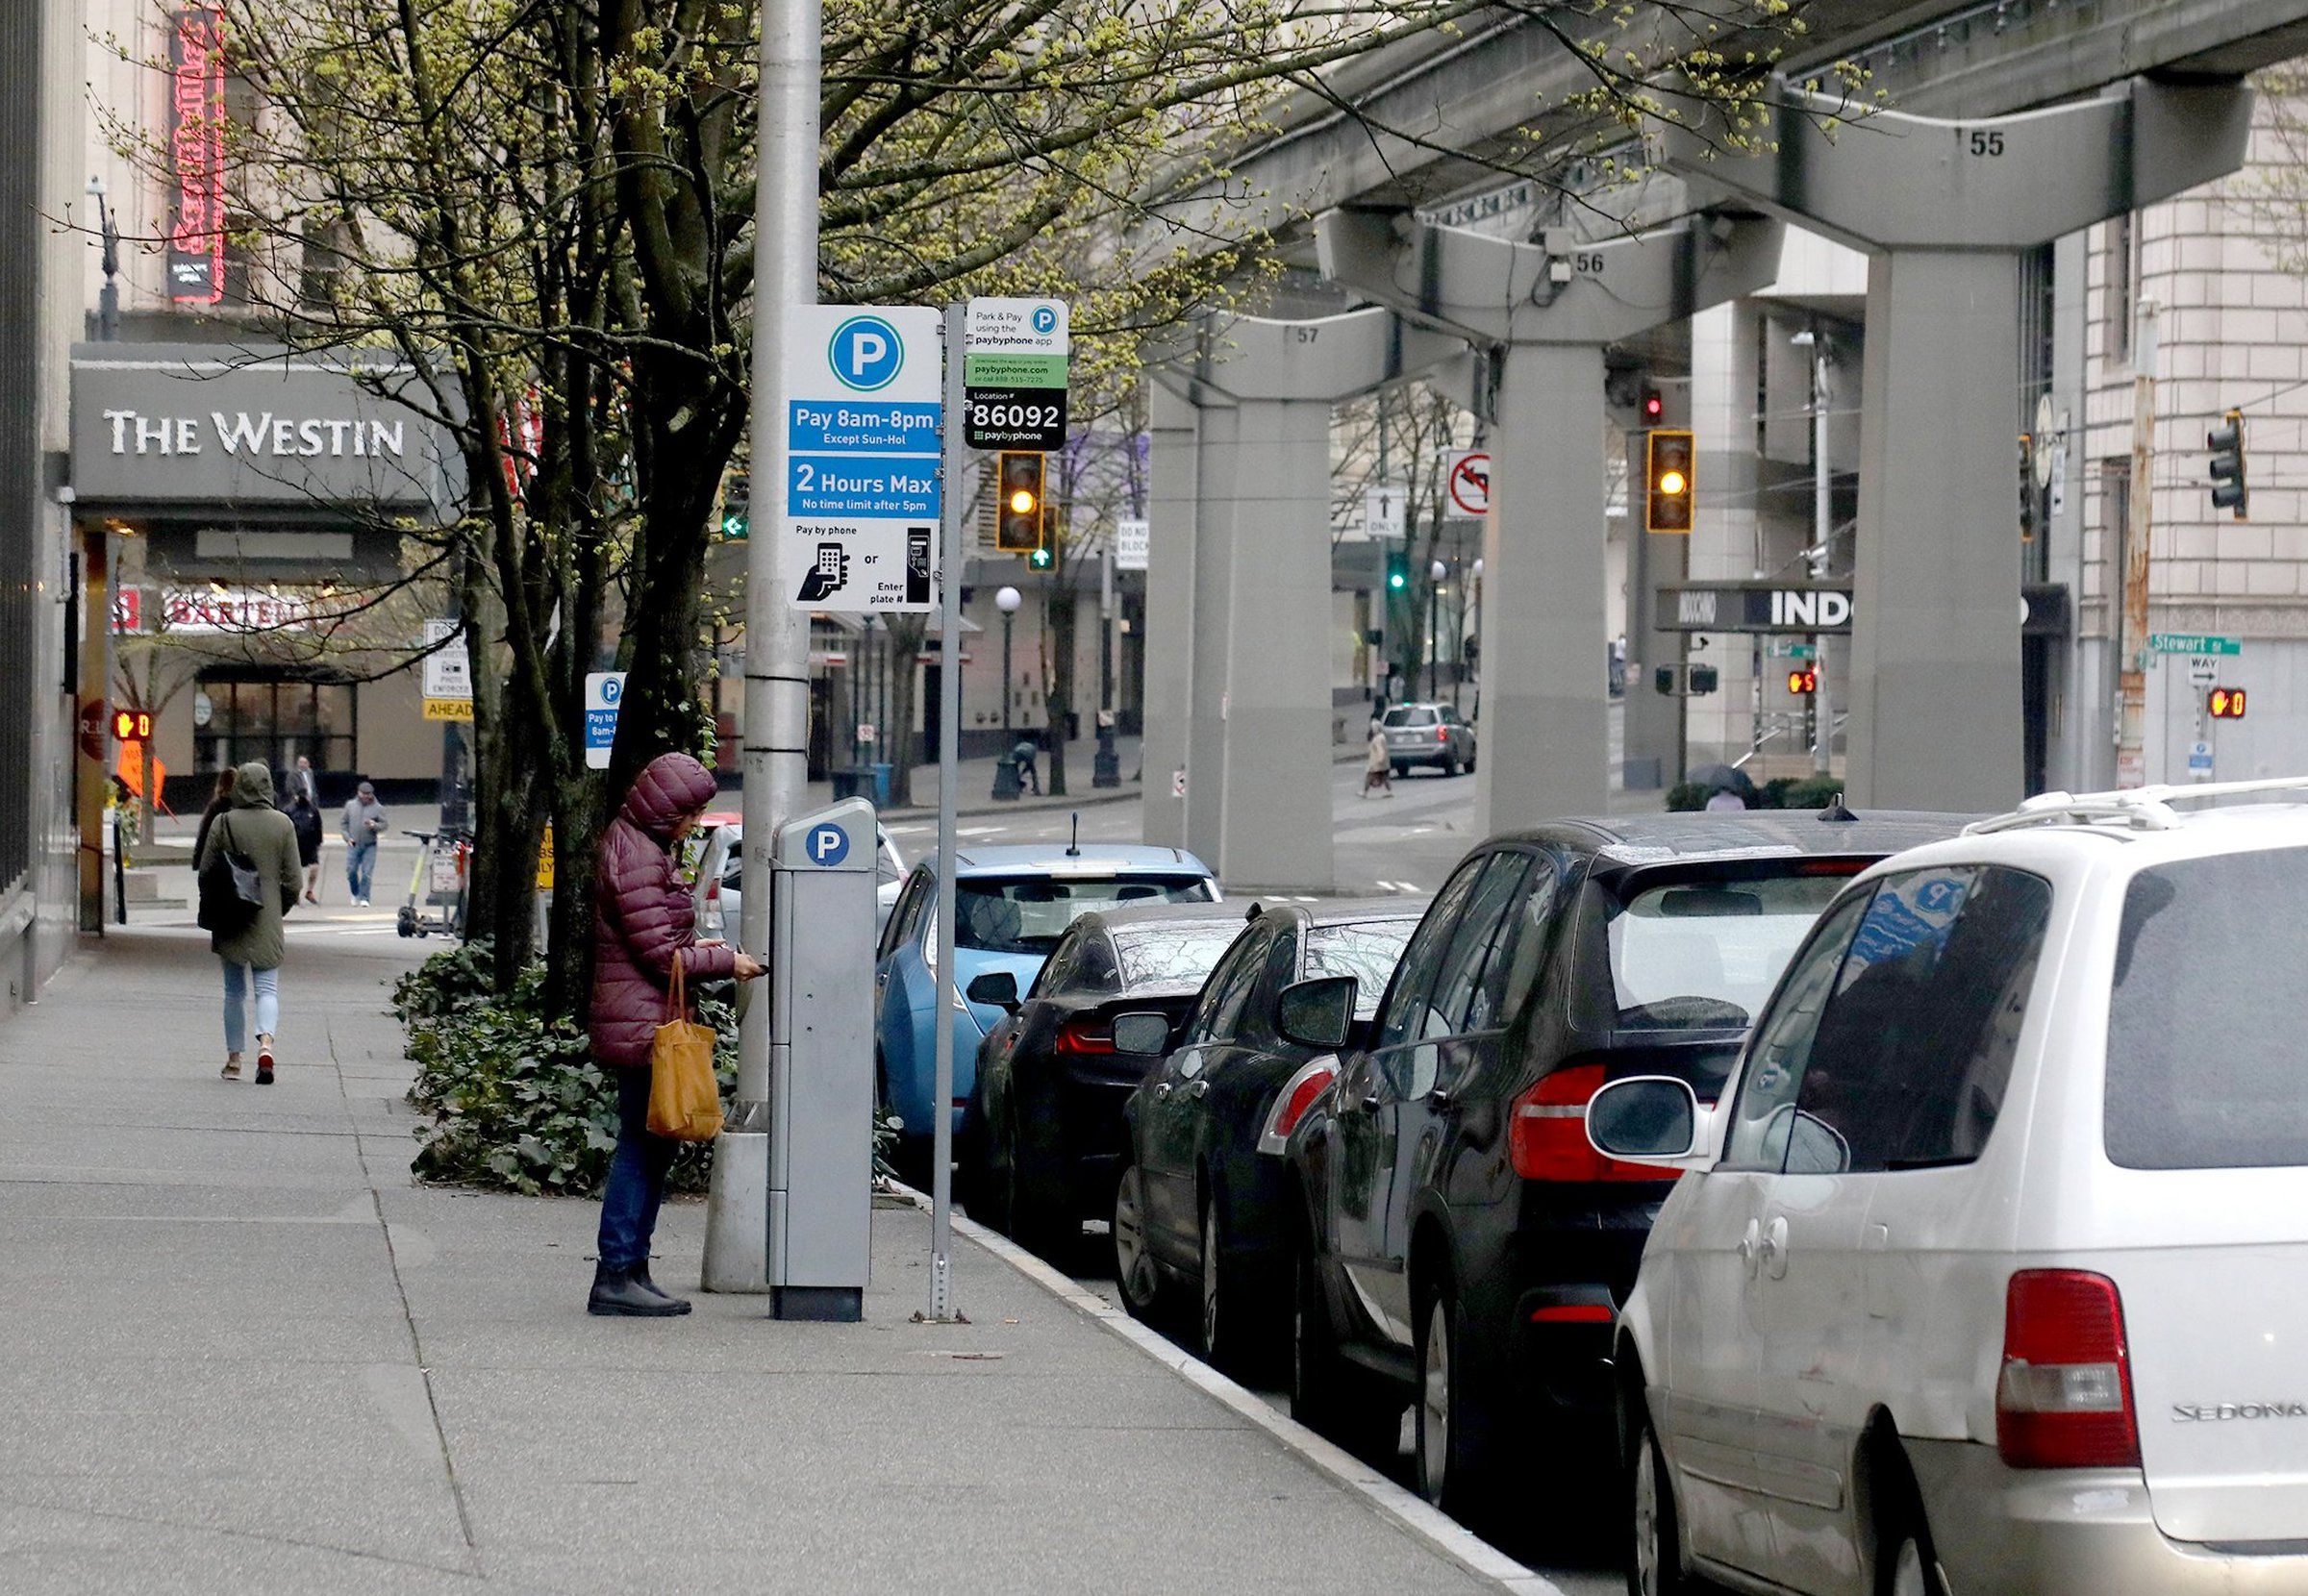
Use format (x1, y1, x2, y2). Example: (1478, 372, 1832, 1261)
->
(1111, 1011, 1171, 1057)
(1587, 1075, 1704, 1162)
(965, 971, 1020, 1013)
(1276, 976, 1358, 1052)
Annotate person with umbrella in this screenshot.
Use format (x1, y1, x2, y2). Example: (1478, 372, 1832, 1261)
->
(1687, 761, 1758, 812)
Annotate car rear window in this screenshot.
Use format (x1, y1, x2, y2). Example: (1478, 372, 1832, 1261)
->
(955, 874, 1216, 955)
(1383, 707, 1438, 727)
(2107, 847, 2308, 1170)
(1606, 869, 1858, 1031)
(1304, 919, 1419, 1018)
(1110, 921, 1247, 994)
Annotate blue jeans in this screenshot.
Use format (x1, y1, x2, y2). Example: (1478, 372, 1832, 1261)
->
(222, 961, 280, 1055)
(345, 838, 377, 901)
(597, 1069, 677, 1271)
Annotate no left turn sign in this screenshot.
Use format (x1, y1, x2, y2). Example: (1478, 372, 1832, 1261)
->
(1444, 450, 1491, 516)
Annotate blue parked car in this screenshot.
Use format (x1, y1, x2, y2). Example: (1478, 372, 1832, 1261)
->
(874, 843, 1218, 1178)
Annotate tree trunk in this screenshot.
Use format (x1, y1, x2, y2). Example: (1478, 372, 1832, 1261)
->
(1041, 587, 1075, 797)
(883, 614, 927, 808)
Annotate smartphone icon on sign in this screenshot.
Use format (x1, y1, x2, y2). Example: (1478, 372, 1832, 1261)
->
(906, 527, 931, 604)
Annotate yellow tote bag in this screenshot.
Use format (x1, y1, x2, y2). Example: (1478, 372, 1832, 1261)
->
(647, 956, 723, 1141)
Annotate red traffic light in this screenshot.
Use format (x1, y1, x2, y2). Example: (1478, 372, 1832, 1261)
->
(1643, 390, 1665, 421)
(2209, 686, 2247, 720)
(1786, 668, 1818, 696)
(111, 708, 154, 743)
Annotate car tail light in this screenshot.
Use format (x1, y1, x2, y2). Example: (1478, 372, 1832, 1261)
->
(1436, 725, 1449, 744)
(1258, 1057, 1340, 1155)
(1053, 1019, 1116, 1056)
(705, 877, 720, 900)
(1509, 1065, 1679, 1184)
(1996, 1269, 2140, 1469)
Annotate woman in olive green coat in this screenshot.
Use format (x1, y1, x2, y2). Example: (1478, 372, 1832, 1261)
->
(195, 761, 304, 1084)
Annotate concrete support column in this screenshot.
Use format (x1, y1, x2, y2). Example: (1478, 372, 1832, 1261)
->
(1477, 343, 1610, 831)
(1140, 384, 1197, 846)
(1217, 398, 1336, 886)
(1848, 249, 2026, 808)
(1663, 77, 2251, 807)
(1145, 310, 1458, 885)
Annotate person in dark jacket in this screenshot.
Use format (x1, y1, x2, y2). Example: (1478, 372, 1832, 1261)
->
(589, 752, 762, 1317)
(191, 767, 237, 866)
(196, 762, 303, 1084)
(286, 789, 324, 904)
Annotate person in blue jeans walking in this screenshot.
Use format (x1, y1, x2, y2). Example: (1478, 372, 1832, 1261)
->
(197, 762, 303, 1084)
(340, 781, 388, 905)
(586, 753, 763, 1316)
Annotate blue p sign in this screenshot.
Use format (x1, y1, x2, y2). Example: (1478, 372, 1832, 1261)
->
(805, 822, 851, 867)
(829, 315, 903, 392)
(1031, 305, 1058, 336)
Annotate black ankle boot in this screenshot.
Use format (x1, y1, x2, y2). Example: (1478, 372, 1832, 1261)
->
(589, 1261, 690, 1317)
(629, 1261, 691, 1311)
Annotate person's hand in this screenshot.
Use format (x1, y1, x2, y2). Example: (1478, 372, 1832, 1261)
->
(731, 951, 765, 981)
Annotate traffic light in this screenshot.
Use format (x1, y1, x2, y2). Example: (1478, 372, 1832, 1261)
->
(110, 707, 153, 743)
(1688, 663, 1719, 696)
(1385, 549, 1409, 592)
(1642, 389, 1665, 423)
(994, 451, 1046, 555)
(717, 471, 749, 540)
(2208, 410, 2247, 519)
(1786, 668, 1818, 696)
(1645, 430, 1694, 534)
(2209, 686, 2247, 720)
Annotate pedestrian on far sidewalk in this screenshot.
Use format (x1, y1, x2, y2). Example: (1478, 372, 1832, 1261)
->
(287, 787, 324, 904)
(197, 761, 302, 1085)
(289, 754, 319, 809)
(1010, 734, 1041, 796)
(1362, 721, 1394, 799)
(341, 781, 388, 905)
(587, 752, 765, 1317)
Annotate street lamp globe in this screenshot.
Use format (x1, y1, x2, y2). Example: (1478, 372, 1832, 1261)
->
(1472, 558, 1483, 578)
(995, 585, 1023, 614)
(1430, 560, 1447, 582)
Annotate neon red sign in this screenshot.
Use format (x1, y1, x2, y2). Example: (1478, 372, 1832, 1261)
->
(167, 4, 225, 305)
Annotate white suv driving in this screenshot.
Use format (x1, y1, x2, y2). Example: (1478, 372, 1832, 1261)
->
(1589, 781, 2308, 1596)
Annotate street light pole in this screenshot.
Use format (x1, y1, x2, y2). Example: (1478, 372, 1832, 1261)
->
(991, 585, 1023, 801)
(703, 0, 819, 1295)
(1428, 560, 1445, 701)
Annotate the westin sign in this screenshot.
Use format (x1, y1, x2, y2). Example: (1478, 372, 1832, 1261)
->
(71, 344, 461, 518)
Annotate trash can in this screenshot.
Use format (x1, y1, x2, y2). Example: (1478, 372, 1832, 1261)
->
(832, 766, 892, 808)
(866, 762, 893, 808)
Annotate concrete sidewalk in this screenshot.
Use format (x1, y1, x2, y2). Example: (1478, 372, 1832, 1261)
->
(0, 928, 1507, 1594)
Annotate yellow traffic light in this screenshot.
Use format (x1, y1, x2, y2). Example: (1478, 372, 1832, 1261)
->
(1646, 430, 1694, 534)
(995, 452, 1046, 555)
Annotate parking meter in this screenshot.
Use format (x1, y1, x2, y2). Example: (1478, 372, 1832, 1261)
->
(767, 798, 875, 1321)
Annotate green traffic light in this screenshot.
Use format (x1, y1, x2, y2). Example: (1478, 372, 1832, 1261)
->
(1029, 547, 1053, 570)
(1388, 572, 1405, 590)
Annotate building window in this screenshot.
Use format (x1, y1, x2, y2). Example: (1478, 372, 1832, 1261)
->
(2103, 212, 2136, 363)
(193, 671, 357, 782)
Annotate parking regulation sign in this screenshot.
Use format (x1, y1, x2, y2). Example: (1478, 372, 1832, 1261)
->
(785, 305, 943, 612)
(963, 297, 1068, 450)
(584, 671, 625, 770)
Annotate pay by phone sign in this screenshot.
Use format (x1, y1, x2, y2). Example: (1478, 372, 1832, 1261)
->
(784, 306, 943, 613)
(964, 297, 1068, 450)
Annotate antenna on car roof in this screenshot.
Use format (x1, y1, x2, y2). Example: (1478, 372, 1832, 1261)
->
(1066, 811, 1081, 857)
(1819, 792, 1858, 823)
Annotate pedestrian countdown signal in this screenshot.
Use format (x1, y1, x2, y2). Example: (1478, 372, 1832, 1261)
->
(1786, 668, 1818, 696)
(2209, 686, 2247, 720)
(111, 707, 153, 743)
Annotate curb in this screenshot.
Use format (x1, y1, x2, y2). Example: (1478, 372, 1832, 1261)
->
(887, 1181, 1565, 1596)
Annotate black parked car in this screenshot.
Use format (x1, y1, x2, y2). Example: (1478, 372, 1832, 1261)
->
(1112, 900, 1423, 1374)
(964, 901, 1262, 1259)
(1284, 810, 1971, 1531)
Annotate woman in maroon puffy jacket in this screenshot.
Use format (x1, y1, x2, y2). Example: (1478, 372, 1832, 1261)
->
(589, 752, 762, 1317)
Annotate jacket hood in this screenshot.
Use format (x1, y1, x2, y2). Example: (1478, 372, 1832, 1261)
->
(229, 761, 277, 809)
(620, 752, 718, 839)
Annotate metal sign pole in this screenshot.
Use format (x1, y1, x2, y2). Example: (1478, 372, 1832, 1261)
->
(928, 303, 966, 1321)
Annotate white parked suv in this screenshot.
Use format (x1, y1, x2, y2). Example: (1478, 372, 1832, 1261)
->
(1587, 780, 2308, 1596)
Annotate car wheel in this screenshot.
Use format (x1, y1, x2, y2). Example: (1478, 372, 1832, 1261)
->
(1198, 1192, 1273, 1378)
(1442, 750, 1461, 778)
(1113, 1162, 1167, 1321)
(1414, 1266, 1503, 1521)
(1626, 1394, 1688, 1596)
(1291, 1243, 1401, 1459)
(1876, 1485, 1946, 1596)
(1392, 761, 1409, 778)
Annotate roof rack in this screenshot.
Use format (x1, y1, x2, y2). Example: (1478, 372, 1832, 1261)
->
(1964, 777, 2308, 836)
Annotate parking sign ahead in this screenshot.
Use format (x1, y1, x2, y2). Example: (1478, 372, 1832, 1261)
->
(785, 306, 943, 613)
